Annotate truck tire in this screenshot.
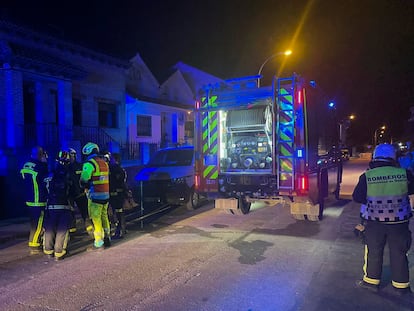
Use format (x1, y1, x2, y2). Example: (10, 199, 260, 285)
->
(228, 197, 251, 215)
(317, 169, 328, 221)
(317, 195, 325, 221)
(237, 197, 251, 215)
(186, 188, 201, 210)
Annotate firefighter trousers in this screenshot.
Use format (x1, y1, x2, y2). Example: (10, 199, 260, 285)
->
(88, 200, 110, 248)
(28, 206, 45, 249)
(363, 221, 412, 289)
(110, 194, 126, 235)
(43, 209, 71, 258)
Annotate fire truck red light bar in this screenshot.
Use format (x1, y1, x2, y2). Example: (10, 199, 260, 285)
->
(298, 176, 308, 191)
(195, 175, 200, 188)
(297, 90, 302, 104)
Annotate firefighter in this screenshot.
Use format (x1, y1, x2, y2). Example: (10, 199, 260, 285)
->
(79, 142, 111, 251)
(43, 150, 74, 261)
(67, 147, 94, 236)
(353, 143, 414, 295)
(108, 152, 128, 239)
(20, 146, 49, 255)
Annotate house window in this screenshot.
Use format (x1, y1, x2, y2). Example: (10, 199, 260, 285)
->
(137, 115, 152, 136)
(98, 101, 117, 128)
(72, 98, 82, 126)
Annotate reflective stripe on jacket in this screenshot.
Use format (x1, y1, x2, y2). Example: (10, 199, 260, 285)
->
(363, 166, 412, 222)
(20, 159, 48, 207)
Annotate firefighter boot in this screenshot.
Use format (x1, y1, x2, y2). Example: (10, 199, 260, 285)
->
(85, 218, 94, 238)
(104, 236, 111, 248)
(113, 212, 126, 239)
(69, 211, 77, 234)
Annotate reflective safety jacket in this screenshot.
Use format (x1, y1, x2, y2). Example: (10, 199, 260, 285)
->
(363, 166, 412, 222)
(80, 155, 109, 203)
(20, 158, 49, 207)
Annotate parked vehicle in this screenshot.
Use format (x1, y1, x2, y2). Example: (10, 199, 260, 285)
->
(133, 146, 202, 209)
(193, 74, 342, 220)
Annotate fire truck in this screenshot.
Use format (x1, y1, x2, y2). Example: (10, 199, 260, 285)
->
(193, 74, 342, 220)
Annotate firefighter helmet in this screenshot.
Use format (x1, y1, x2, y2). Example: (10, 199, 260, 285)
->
(57, 150, 70, 164)
(103, 151, 111, 163)
(373, 143, 396, 161)
(82, 142, 99, 156)
(68, 148, 77, 155)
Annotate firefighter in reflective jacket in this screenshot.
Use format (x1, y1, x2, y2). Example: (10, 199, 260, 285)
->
(353, 143, 414, 294)
(43, 151, 74, 260)
(20, 146, 49, 254)
(79, 142, 111, 251)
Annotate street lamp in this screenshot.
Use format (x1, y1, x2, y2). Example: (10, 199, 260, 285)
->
(257, 50, 292, 87)
(373, 125, 386, 146)
(339, 114, 356, 147)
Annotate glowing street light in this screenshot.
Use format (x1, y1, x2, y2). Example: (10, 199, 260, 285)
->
(257, 50, 292, 87)
(373, 125, 386, 146)
(339, 114, 356, 146)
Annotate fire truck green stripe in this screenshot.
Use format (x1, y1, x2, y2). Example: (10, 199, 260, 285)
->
(202, 110, 218, 153)
(203, 165, 214, 178)
(203, 166, 218, 179)
(280, 158, 293, 172)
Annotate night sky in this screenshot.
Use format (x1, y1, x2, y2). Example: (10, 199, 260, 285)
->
(2, 0, 414, 146)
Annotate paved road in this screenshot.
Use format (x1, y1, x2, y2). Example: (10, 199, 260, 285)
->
(1, 158, 413, 310)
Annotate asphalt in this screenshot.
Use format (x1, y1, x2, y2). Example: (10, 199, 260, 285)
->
(0, 216, 30, 246)
(0, 157, 365, 246)
(1, 158, 414, 310)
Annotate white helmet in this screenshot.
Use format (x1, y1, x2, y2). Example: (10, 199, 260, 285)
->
(373, 143, 396, 161)
(103, 151, 111, 163)
(82, 142, 99, 156)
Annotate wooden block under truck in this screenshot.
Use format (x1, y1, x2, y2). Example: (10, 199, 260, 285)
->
(193, 74, 343, 220)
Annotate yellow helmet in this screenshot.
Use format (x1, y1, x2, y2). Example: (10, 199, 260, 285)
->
(82, 142, 99, 155)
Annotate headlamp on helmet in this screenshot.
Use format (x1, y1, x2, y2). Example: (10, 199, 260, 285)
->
(57, 150, 70, 164)
(103, 151, 111, 163)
